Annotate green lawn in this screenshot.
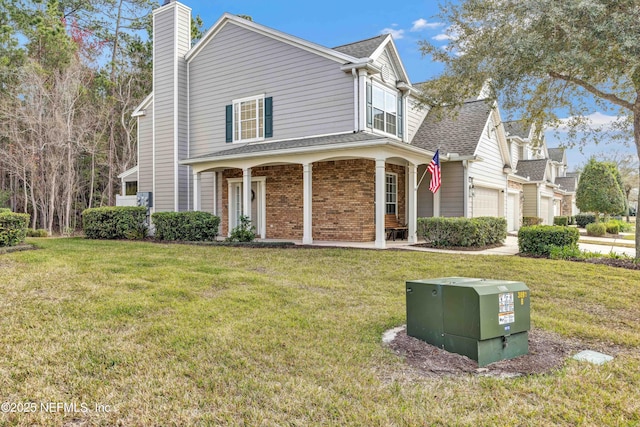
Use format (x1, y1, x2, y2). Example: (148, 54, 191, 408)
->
(1, 238, 639, 426)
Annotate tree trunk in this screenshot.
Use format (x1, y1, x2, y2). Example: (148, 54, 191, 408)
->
(634, 107, 640, 261)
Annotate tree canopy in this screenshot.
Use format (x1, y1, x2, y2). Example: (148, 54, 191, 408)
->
(576, 158, 626, 219)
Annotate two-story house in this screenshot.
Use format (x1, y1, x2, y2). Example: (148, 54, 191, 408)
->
(125, 0, 574, 245)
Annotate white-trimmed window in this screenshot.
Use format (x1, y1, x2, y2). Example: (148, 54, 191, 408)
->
(367, 83, 402, 138)
(386, 172, 397, 215)
(233, 95, 264, 142)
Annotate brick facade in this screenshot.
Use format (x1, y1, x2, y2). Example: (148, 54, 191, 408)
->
(220, 159, 406, 242)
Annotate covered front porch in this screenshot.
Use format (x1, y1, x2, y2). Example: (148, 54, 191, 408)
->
(181, 134, 434, 249)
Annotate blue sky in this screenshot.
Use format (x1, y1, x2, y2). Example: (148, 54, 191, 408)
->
(183, 0, 637, 171)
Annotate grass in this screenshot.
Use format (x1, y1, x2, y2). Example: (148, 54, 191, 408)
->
(0, 238, 639, 426)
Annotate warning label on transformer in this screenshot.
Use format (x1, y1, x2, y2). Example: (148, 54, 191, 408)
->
(498, 292, 515, 325)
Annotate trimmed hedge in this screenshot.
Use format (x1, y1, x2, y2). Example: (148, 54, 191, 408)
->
(26, 229, 49, 237)
(605, 222, 620, 235)
(82, 206, 147, 239)
(417, 216, 507, 248)
(0, 212, 30, 247)
(575, 213, 596, 228)
(0, 208, 11, 214)
(553, 216, 569, 226)
(523, 217, 543, 226)
(152, 211, 220, 241)
(518, 225, 580, 257)
(586, 222, 606, 237)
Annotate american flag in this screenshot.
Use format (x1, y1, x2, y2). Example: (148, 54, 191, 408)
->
(427, 149, 441, 194)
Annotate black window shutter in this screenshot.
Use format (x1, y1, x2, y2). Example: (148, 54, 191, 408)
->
(225, 104, 233, 143)
(265, 97, 273, 138)
(366, 83, 372, 127)
(397, 96, 403, 139)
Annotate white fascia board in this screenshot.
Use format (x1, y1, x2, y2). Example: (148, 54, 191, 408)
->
(180, 138, 434, 167)
(507, 173, 531, 184)
(118, 165, 139, 179)
(132, 92, 153, 117)
(152, 0, 191, 16)
(369, 35, 411, 85)
(186, 13, 359, 64)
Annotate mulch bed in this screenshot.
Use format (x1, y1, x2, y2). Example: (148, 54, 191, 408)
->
(386, 326, 612, 378)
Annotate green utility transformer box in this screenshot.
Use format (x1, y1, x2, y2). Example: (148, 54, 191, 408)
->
(406, 277, 530, 367)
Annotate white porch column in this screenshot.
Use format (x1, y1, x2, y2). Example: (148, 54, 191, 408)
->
(243, 167, 252, 220)
(303, 163, 313, 244)
(407, 163, 417, 243)
(375, 158, 386, 249)
(433, 189, 441, 217)
(193, 171, 201, 211)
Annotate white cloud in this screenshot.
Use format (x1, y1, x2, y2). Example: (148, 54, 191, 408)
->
(380, 28, 405, 40)
(553, 112, 625, 132)
(411, 18, 444, 32)
(432, 33, 452, 41)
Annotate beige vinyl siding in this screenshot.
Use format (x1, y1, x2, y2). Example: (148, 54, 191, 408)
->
(138, 107, 153, 193)
(440, 161, 464, 217)
(407, 97, 429, 143)
(470, 123, 507, 191)
(523, 184, 538, 217)
(188, 23, 354, 157)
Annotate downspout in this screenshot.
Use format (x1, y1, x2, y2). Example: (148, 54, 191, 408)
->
(352, 68, 359, 132)
(463, 160, 469, 217)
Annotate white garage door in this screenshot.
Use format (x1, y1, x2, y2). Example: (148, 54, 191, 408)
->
(540, 196, 552, 224)
(473, 187, 500, 217)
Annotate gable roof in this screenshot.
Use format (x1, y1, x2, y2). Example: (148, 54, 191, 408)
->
(548, 148, 565, 163)
(333, 35, 387, 58)
(515, 159, 548, 181)
(503, 120, 531, 140)
(411, 99, 492, 156)
(555, 176, 577, 192)
(186, 13, 359, 64)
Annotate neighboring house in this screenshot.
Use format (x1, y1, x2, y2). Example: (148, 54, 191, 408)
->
(123, 0, 573, 245)
(504, 121, 578, 225)
(411, 99, 519, 230)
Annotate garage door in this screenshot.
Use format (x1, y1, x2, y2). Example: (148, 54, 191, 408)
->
(473, 187, 500, 217)
(540, 196, 552, 224)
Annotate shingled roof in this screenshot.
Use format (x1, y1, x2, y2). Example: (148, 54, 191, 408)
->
(504, 120, 531, 139)
(186, 132, 388, 161)
(548, 148, 565, 163)
(555, 176, 577, 192)
(514, 159, 548, 181)
(333, 35, 387, 58)
(411, 99, 492, 156)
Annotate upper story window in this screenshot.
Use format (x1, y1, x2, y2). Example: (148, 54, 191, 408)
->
(226, 96, 273, 143)
(235, 96, 264, 142)
(367, 83, 403, 138)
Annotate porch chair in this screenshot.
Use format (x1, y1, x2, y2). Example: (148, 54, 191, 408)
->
(385, 214, 408, 241)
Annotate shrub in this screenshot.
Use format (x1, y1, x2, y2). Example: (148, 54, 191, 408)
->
(226, 215, 257, 243)
(417, 216, 507, 248)
(0, 208, 11, 214)
(82, 206, 148, 240)
(604, 222, 620, 235)
(607, 219, 633, 232)
(518, 225, 580, 257)
(553, 216, 569, 226)
(523, 217, 543, 226)
(152, 211, 220, 241)
(575, 213, 596, 228)
(0, 212, 30, 247)
(549, 244, 583, 260)
(586, 222, 606, 237)
(26, 229, 49, 238)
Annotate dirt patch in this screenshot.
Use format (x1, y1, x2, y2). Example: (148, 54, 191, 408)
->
(0, 243, 37, 255)
(386, 326, 596, 378)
